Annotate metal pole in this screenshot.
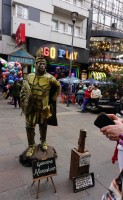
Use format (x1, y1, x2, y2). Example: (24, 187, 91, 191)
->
(66, 22, 75, 107)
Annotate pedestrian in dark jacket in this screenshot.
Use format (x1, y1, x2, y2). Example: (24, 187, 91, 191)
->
(12, 78, 21, 108)
(76, 87, 85, 107)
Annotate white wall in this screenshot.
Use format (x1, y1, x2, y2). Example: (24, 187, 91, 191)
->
(52, 0, 89, 18)
(0, 0, 2, 32)
(40, 11, 52, 26)
(12, 0, 53, 13)
(12, 16, 51, 40)
(50, 31, 86, 48)
(0, 35, 23, 54)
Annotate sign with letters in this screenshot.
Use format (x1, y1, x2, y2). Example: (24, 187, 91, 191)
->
(73, 173, 95, 193)
(79, 155, 91, 167)
(8, 56, 34, 65)
(42, 46, 78, 61)
(32, 157, 57, 180)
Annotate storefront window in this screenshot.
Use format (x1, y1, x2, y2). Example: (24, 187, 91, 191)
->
(89, 36, 123, 77)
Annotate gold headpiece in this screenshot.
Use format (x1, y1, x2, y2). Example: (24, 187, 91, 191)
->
(36, 47, 44, 58)
(35, 47, 47, 65)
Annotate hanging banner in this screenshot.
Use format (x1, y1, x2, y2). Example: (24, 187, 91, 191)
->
(16, 23, 26, 46)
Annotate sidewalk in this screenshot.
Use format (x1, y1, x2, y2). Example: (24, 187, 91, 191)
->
(0, 96, 120, 200)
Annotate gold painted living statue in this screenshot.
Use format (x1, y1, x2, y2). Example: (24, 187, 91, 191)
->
(20, 48, 61, 157)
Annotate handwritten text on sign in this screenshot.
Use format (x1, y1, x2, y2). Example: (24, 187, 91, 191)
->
(32, 157, 57, 180)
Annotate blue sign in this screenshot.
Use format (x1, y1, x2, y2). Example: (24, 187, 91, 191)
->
(8, 56, 34, 65)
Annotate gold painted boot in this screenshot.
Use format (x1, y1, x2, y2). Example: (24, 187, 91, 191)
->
(41, 141, 48, 151)
(39, 122, 48, 151)
(26, 145, 35, 157)
(26, 127, 35, 157)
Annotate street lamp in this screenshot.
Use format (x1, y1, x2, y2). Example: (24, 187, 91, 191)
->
(67, 12, 78, 107)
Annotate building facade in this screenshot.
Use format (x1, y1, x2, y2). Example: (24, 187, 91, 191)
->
(89, 0, 123, 81)
(0, 0, 92, 79)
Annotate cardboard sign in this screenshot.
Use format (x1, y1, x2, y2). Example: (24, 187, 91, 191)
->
(73, 173, 95, 193)
(32, 157, 57, 180)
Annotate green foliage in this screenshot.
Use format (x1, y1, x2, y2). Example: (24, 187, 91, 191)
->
(100, 71, 123, 99)
(108, 70, 123, 88)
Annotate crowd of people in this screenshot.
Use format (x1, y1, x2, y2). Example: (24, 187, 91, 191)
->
(75, 81, 102, 112)
(60, 80, 123, 116)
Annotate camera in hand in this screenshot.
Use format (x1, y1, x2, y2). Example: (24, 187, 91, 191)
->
(94, 112, 115, 128)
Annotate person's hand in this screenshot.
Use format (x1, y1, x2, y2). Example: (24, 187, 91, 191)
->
(107, 114, 123, 124)
(101, 124, 123, 141)
(100, 114, 123, 141)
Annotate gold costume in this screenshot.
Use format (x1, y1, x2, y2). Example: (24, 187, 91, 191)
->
(20, 71, 61, 156)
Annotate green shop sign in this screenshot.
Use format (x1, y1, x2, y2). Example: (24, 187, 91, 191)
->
(8, 56, 34, 65)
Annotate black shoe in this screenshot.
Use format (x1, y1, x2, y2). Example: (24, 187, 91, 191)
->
(82, 110, 87, 113)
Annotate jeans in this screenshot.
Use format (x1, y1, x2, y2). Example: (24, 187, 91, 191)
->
(82, 98, 89, 111)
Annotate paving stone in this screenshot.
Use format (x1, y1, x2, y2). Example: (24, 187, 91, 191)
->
(0, 97, 122, 200)
(0, 168, 26, 193)
(0, 186, 32, 200)
(11, 143, 27, 157)
(0, 154, 18, 171)
(0, 142, 12, 156)
(8, 135, 22, 145)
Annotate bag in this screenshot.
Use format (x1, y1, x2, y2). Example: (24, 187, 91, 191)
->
(102, 170, 123, 200)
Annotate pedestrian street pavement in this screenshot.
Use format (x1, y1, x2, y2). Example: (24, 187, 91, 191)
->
(0, 95, 120, 200)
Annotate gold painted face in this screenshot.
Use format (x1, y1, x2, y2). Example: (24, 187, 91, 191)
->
(35, 59, 47, 75)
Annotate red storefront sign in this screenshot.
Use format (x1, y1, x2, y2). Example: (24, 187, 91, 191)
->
(15, 23, 26, 46)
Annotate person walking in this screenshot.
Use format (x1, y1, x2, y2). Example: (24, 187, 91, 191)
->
(12, 78, 21, 108)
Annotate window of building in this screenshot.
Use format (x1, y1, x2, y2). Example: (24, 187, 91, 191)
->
(75, 26, 80, 36)
(68, 24, 72, 34)
(77, 0, 82, 7)
(66, 0, 76, 4)
(16, 4, 28, 19)
(52, 20, 58, 31)
(59, 22, 65, 32)
(67, 0, 73, 4)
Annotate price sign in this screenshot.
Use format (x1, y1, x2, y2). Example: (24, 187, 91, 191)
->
(73, 173, 95, 193)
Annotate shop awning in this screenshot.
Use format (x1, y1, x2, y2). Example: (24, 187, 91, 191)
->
(8, 49, 35, 65)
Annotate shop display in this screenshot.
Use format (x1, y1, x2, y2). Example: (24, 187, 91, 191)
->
(0, 58, 23, 85)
